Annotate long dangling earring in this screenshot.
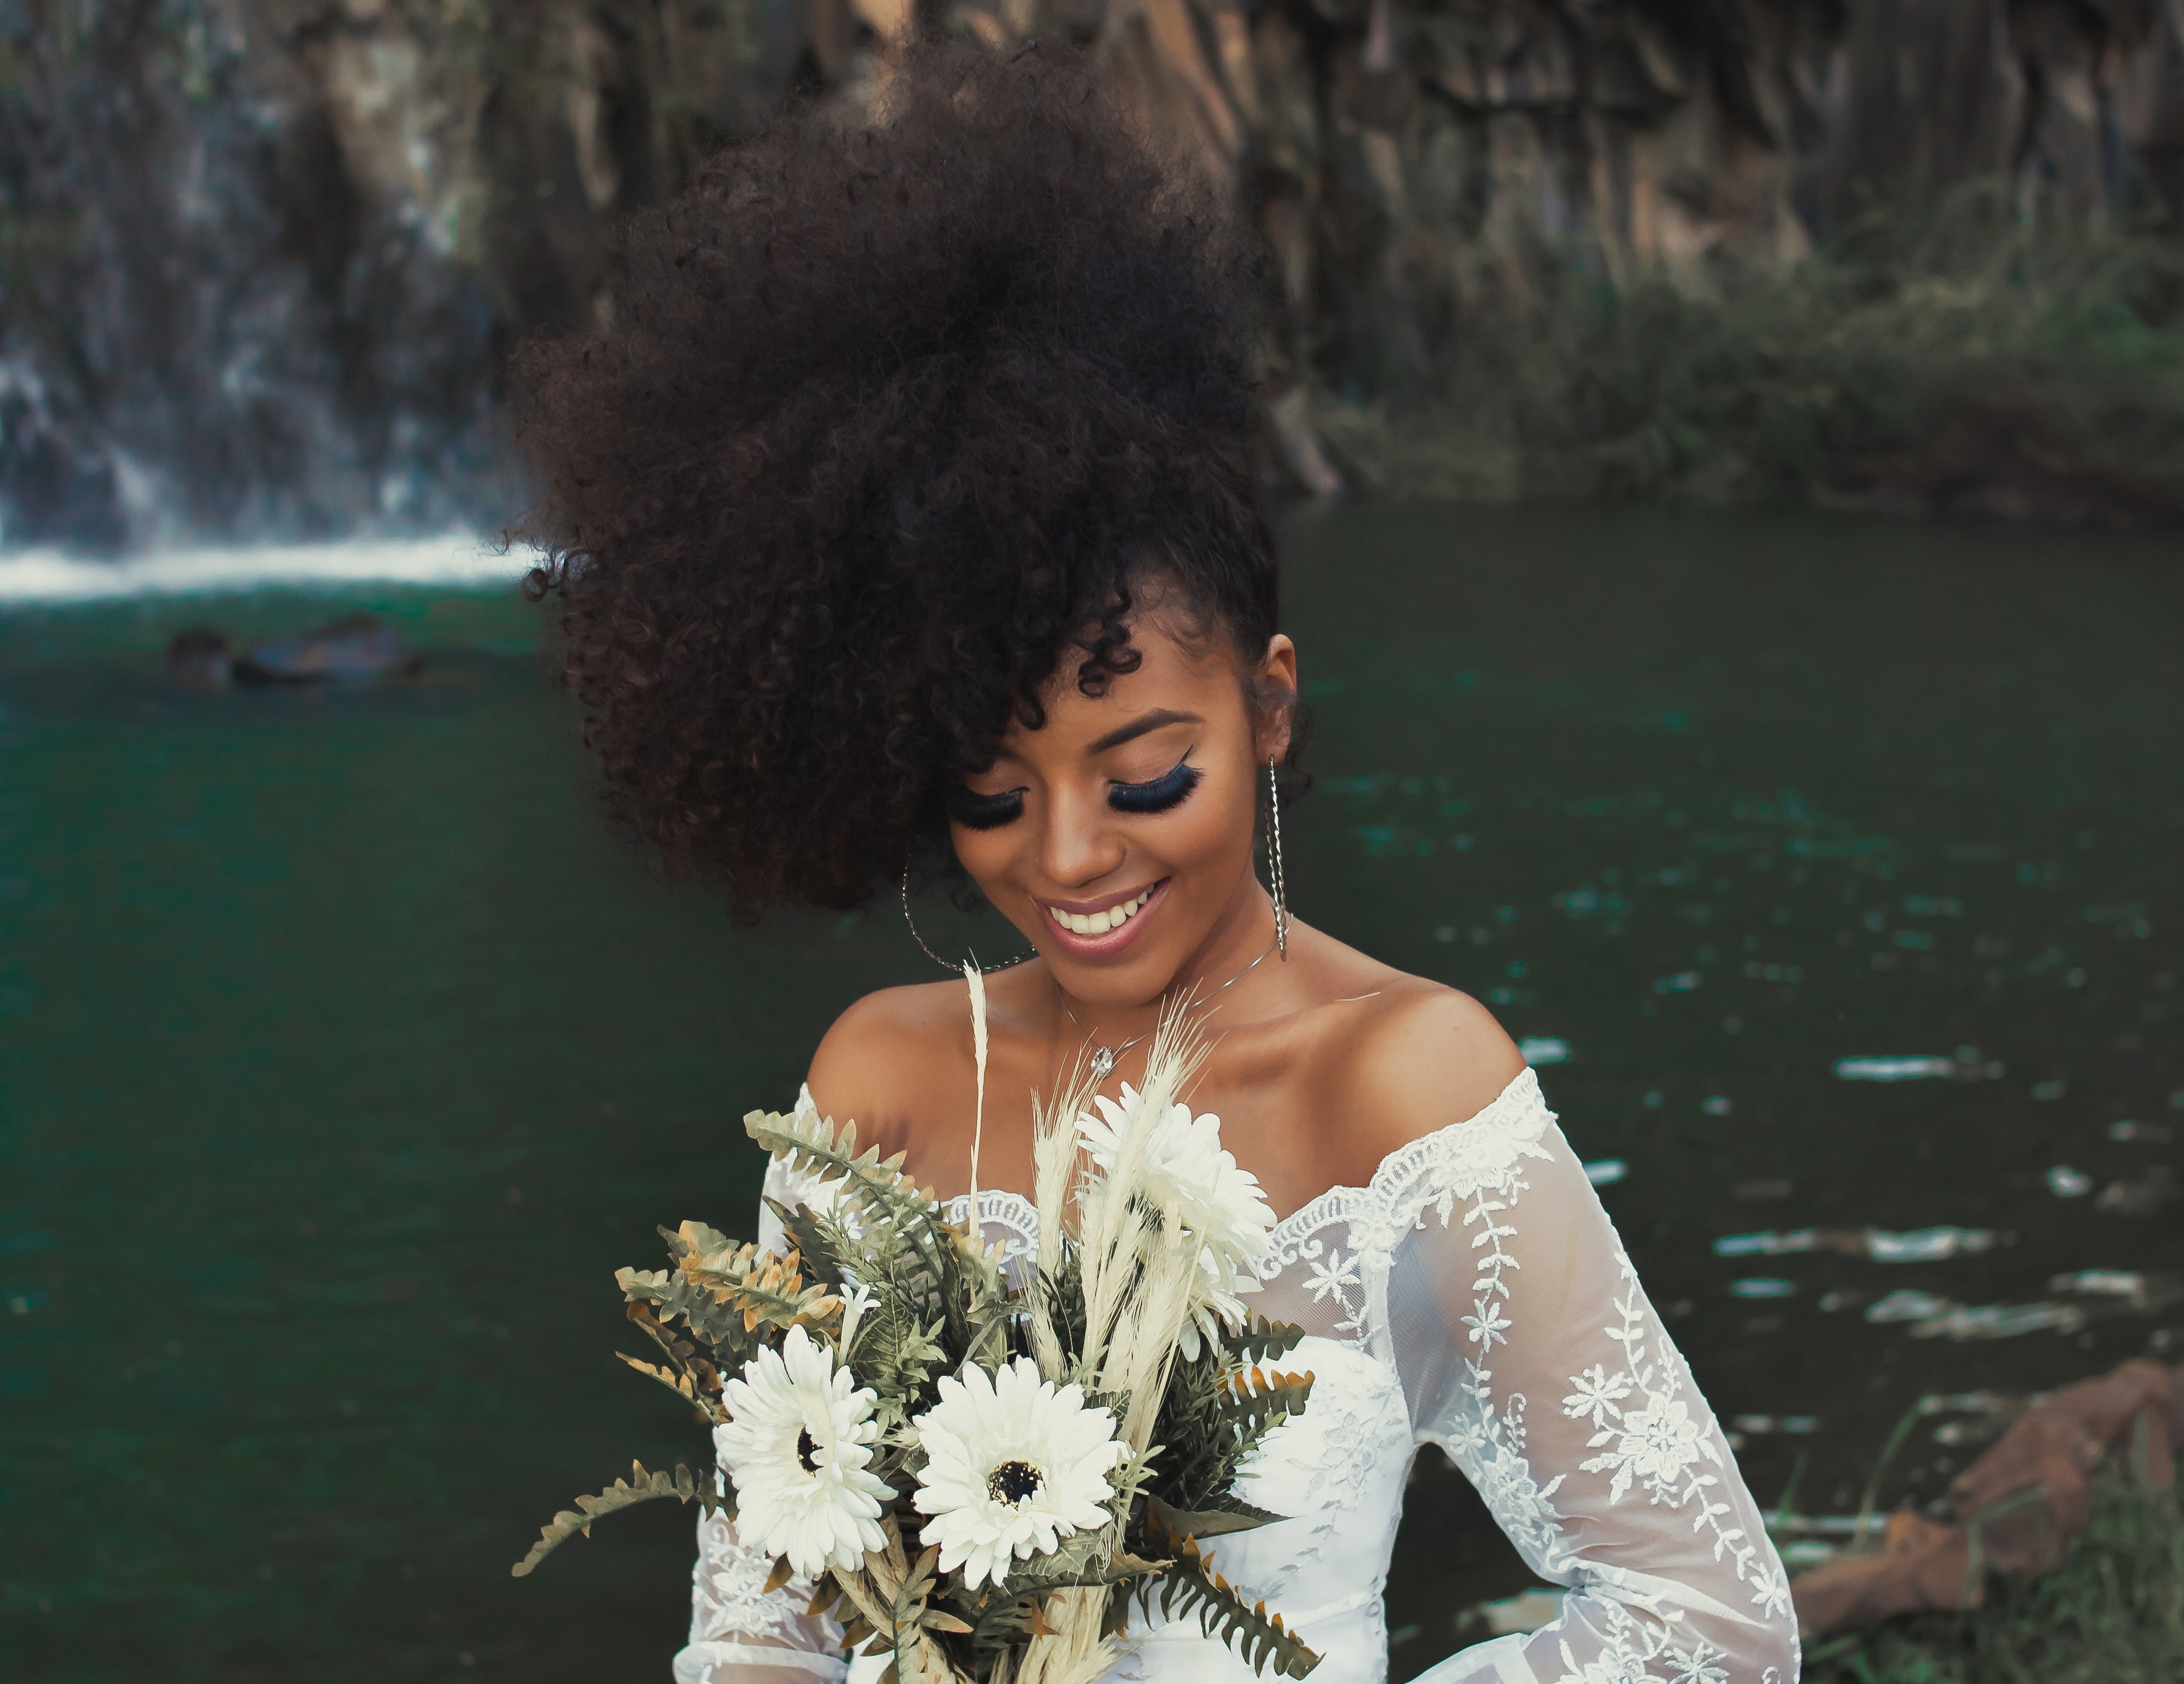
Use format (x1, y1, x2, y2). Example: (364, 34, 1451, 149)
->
(1266, 759, 1290, 960)
(901, 862, 1037, 972)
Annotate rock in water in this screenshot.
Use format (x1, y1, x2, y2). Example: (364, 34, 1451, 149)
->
(232, 616, 419, 684)
(166, 627, 235, 687)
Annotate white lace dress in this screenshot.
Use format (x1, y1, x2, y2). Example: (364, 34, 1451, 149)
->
(674, 1069, 1801, 1684)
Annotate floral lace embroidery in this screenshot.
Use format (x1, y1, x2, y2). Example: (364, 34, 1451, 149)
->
(1561, 1256, 1796, 1630)
(691, 1508, 823, 1645)
(1422, 1123, 1573, 1578)
(1547, 1596, 1726, 1684)
(1273, 1357, 1410, 1579)
(1254, 1069, 1556, 1343)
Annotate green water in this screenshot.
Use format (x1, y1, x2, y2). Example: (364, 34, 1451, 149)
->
(3, 505, 2179, 1682)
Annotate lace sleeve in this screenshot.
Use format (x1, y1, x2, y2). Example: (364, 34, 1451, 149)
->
(1371, 1076, 1800, 1683)
(673, 1151, 852, 1684)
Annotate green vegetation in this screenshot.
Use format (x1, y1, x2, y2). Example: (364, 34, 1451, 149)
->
(1325, 184, 2184, 525)
(1800, 1475, 2184, 1684)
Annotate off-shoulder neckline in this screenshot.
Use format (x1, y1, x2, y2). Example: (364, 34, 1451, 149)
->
(926, 1064, 1551, 1243)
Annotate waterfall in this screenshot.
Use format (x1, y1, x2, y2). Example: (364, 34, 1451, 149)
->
(0, 532, 523, 603)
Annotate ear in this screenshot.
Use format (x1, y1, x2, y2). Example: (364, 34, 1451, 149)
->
(1253, 633, 1298, 766)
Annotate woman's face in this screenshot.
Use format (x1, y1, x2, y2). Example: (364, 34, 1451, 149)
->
(947, 607, 1296, 1008)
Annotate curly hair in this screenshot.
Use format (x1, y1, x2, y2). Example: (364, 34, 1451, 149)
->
(514, 39, 1290, 915)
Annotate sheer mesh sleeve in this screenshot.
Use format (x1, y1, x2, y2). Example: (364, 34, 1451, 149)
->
(1368, 1079, 1800, 1683)
(673, 1152, 852, 1684)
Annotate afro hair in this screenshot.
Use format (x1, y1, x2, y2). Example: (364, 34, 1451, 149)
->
(514, 38, 1284, 915)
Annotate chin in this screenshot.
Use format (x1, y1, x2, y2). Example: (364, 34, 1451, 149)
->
(1054, 953, 1169, 1008)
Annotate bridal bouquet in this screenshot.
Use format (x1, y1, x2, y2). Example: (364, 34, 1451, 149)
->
(515, 986, 1321, 1684)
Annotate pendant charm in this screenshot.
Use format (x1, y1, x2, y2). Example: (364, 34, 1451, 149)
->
(1089, 1046, 1116, 1083)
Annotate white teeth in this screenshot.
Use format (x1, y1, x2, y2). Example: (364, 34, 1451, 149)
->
(1049, 889, 1152, 939)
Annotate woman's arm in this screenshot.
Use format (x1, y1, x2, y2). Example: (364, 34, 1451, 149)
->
(1346, 997, 1800, 1682)
(1396, 1112, 1799, 1680)
(676, 1508, 850, 1684)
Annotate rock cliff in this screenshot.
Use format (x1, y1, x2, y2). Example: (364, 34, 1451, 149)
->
(2, 0, 2180, 548)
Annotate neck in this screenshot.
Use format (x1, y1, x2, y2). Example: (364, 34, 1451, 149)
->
(1054, 871, 1280, 1043)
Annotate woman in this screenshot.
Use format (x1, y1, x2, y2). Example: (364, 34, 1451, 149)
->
(516, 41, 1800, 1684)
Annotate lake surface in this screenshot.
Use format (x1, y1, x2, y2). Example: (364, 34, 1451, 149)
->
(3, 505, 2179, 1682)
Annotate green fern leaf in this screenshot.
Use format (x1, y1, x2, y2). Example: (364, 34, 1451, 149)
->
(1150, 1533, 1321, 1678)
(766, 1196, 852, 1290)
(747, 1103, 987, 1354)
(1222, 1315, 1307, 1369)
(1209, 1369, 1315, 1441)
(510, 1460, 727, 1578)
(744, 1106, 932, 1231)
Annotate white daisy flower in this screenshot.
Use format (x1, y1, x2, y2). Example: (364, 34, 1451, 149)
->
(911, 1357, 1125, 1588)
(1079, 1088, 1276, 1357)
(715, 1324, 894, 1576)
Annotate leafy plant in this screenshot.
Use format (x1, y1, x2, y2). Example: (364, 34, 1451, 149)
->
(1323, 179, 2184, 525)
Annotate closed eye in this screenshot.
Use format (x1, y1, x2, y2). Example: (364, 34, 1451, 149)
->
(1107, 756, 1200, 815)
(946, 785, 1026, 831)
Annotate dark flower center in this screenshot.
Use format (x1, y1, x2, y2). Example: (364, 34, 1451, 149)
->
(797, 1428, 821, 1473)
(986, 1459, 1044, 1505)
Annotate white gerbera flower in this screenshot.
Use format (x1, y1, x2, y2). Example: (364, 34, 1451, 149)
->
(715, 1324, 894, 1575)
(1078, 1088, 1276, 1357)
(911, 1357, 1125, 1588)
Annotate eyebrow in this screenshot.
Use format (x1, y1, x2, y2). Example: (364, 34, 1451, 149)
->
(1084, 708, 1203, 757)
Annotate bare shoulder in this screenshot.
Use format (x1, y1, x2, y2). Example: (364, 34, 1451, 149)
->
(806, 979, 977, 1150)
(1317, 974, 1528, 1173)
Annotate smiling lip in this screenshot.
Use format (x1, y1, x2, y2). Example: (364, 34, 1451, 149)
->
(1038, 880, 1167, 955)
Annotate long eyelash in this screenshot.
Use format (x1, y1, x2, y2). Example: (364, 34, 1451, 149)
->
(946, 786, 1026, 831)
(1107, 759, 1201, 816)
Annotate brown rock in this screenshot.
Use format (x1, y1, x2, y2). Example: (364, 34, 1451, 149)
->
(1947, 1412, 2101, 1575)
(1791, 1511, 1976, 1637)
(1797, 1357, 2179, 1637)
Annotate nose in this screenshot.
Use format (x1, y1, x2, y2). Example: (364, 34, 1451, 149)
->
(1038, 783, 1126, 889)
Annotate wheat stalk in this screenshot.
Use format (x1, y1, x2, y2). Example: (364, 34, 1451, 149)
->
(1028, 1046, 1097, 1380)
(1018, 997, 1214, 1684)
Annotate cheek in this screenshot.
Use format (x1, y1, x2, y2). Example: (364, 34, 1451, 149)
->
(1166, 774, 1256, 875)
(947, 824, 1017, 896)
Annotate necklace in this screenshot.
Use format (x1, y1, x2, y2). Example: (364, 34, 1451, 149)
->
(1059, 933, 1280, 1085)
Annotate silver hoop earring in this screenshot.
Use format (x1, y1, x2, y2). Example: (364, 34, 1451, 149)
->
(1266, 759, 1290, 960)
(901, 863, 1037, 973)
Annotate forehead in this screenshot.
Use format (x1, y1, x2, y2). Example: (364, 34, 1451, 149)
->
(1005, 611, 1243, 753)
